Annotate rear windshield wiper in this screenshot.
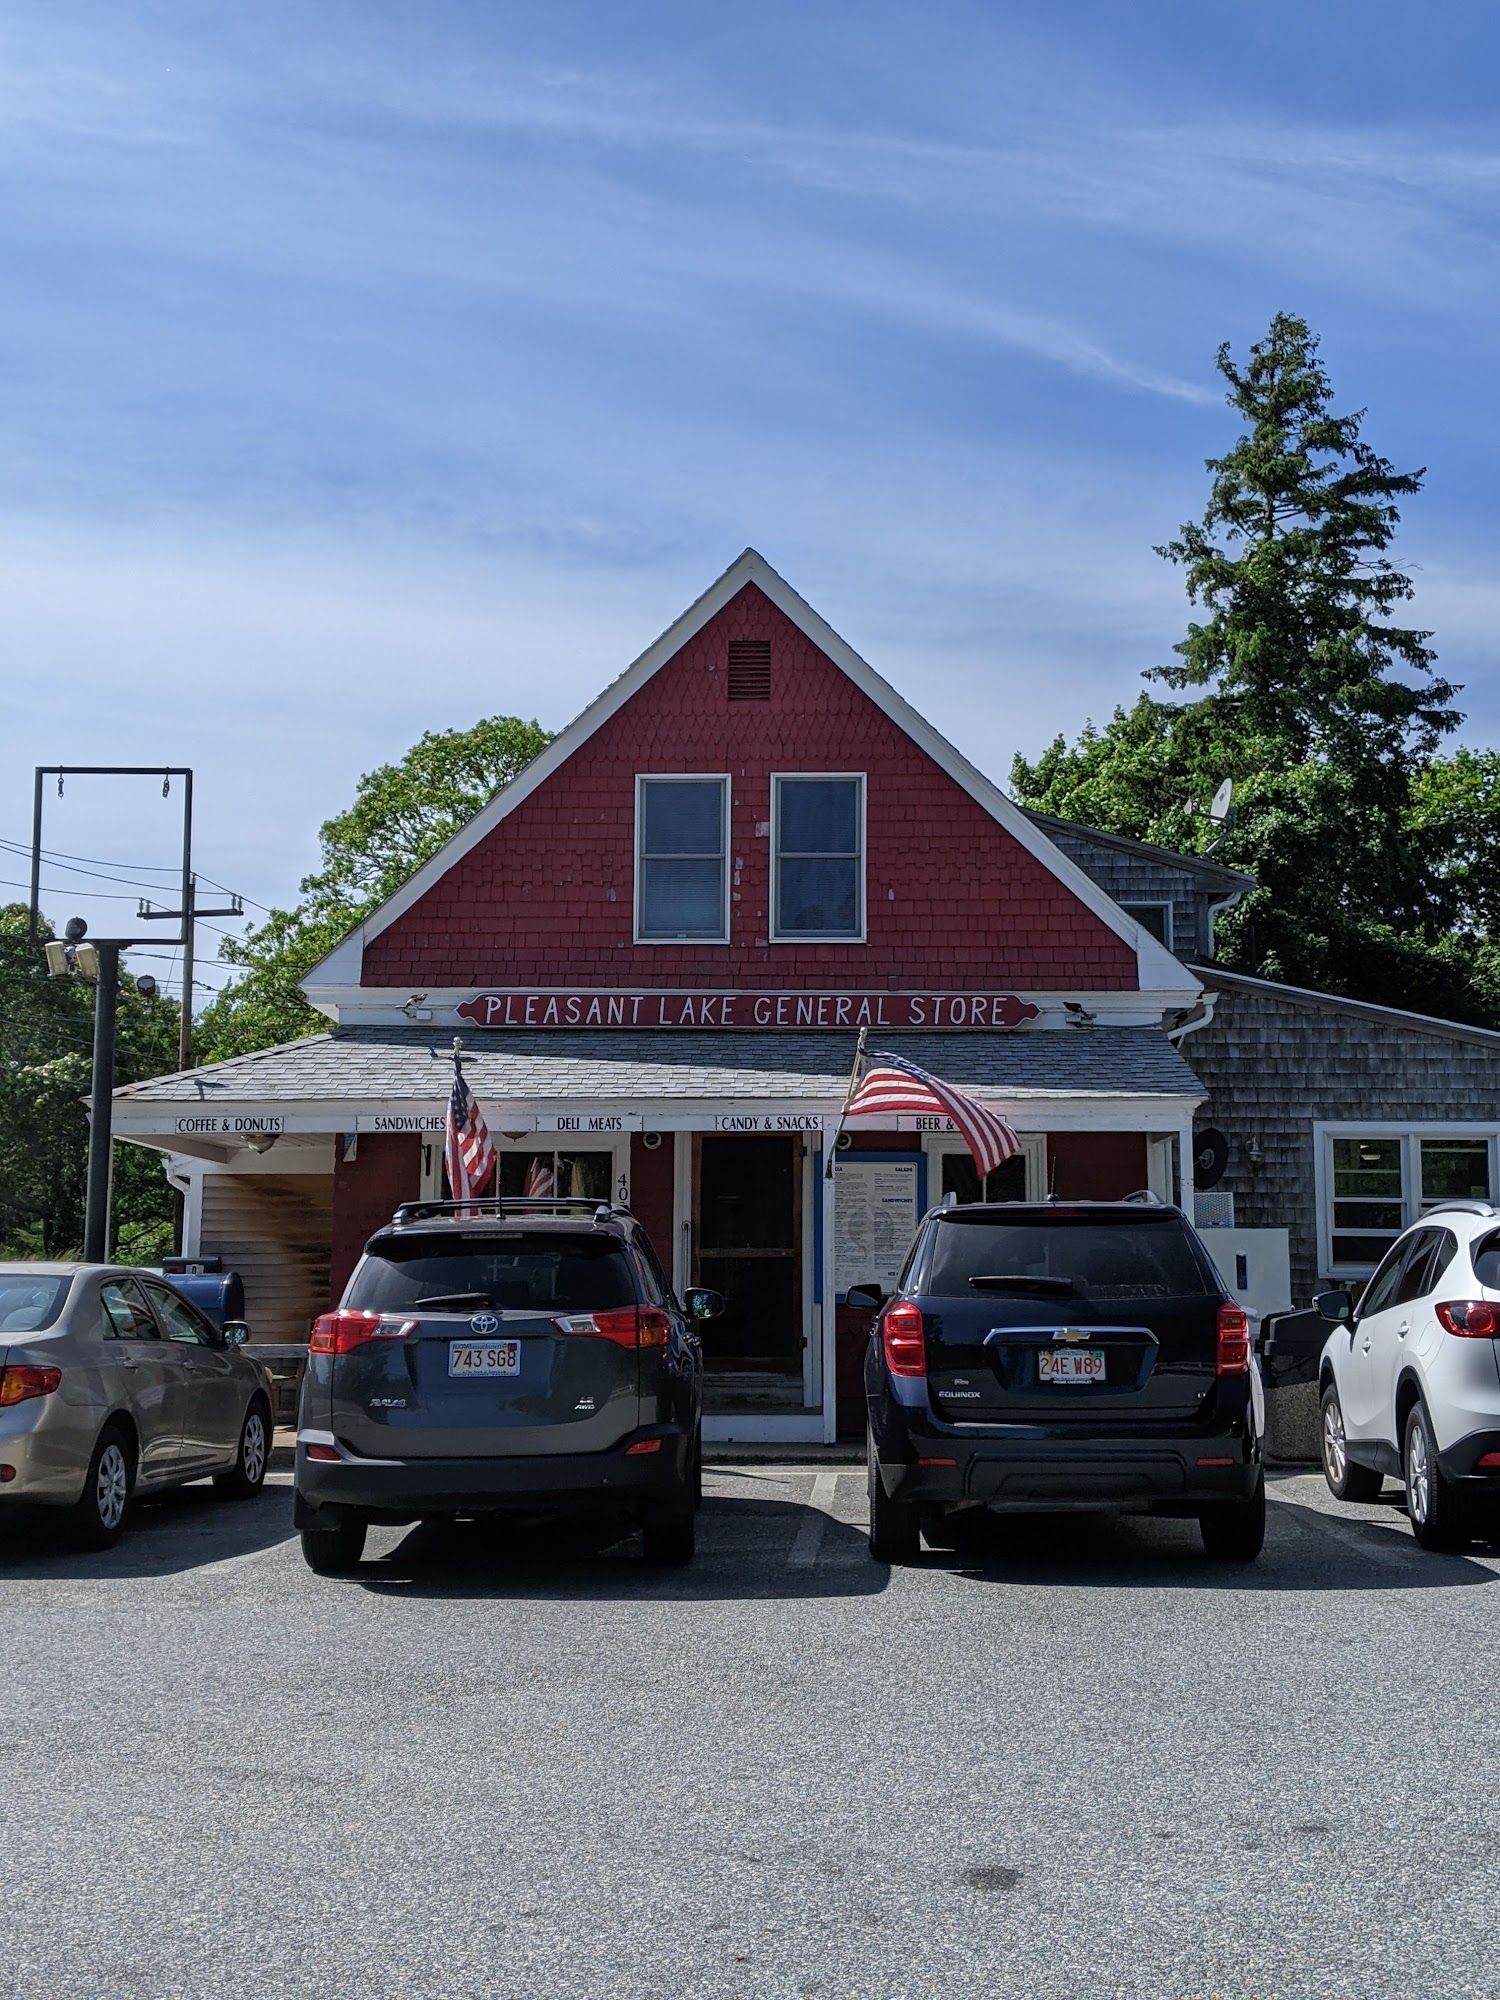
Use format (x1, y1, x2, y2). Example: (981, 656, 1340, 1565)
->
(966, 1274, 1079, 1296)
(412, 1292, 496, 1310)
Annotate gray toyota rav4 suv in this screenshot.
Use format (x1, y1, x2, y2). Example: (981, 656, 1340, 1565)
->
(294, 1198, 714, 1572)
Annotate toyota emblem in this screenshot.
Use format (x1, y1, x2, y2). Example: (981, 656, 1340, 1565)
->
(469, 1313, 500, 1335)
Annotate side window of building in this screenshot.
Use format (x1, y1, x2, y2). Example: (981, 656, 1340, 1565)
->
(145, 1284, 215, 1345)
(100, 1279, 159, 1340)
(771, 775, 864, 941)
(635, 776, 729, 942)
(1119, 902, 1173, 949)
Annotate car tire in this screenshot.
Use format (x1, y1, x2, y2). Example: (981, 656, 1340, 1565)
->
(1320, 1385, 1383, 1502)
(693, 1427, 704, 1510)
(69, 1423, 134, 1551)
(1404, 1401, 1471, 1552)
(214, 1400, 271, 1501)
(867, 1427, 920, 1564)
(299, 1513, 367, 1574)
(1199, 1475, 1266, 1562)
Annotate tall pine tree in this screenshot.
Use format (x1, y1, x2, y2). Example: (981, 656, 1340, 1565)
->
(1012, 313, 1489, 1021)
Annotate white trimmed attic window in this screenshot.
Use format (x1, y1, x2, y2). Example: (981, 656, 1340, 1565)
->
(770, 774, 865, 942)
(1120, 901, 1173, 949)
(634, 775, 730, 943)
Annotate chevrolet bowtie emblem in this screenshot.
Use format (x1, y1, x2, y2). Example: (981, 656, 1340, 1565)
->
(1053, 1327, 1091, 1342)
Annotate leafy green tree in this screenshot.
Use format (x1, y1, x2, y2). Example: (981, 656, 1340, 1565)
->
(0, 905, 182, 1261)
(1011, 313, 1492, 1021)
(199, 716, 552, 1060)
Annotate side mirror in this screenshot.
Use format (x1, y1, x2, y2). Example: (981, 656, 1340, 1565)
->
(223, 1320, 251, 1346)
(1314, 1290, 1353, 1325)
(685, 1288, 725, 1322)
(845, 1285, 885, 1312)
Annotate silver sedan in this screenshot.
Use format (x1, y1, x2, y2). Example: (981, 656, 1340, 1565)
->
(0, 1264, 274, 1547)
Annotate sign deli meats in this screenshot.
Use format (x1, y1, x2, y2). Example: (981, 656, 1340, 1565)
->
(456, 990, 1040, 1031)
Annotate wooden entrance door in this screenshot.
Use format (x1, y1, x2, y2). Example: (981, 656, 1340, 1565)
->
(693, 1134, 803, 1396)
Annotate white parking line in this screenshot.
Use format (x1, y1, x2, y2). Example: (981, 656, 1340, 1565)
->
(787, 1470, 842, 1566)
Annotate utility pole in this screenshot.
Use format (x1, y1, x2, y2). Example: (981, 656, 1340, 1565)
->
(84, 941, 121, 1263)
(138, 874, 243, 1072)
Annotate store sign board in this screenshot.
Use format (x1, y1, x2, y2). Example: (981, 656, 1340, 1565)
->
(456, 990, 1040, 1031)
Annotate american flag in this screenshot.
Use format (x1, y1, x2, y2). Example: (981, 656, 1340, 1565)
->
(844, 1049, 1020, 1179)
(522, 1155, 556, 1198)
(445, 1069, 496, 1201)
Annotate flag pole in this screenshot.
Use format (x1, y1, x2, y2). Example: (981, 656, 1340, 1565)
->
(823, 1026, 868, 1180)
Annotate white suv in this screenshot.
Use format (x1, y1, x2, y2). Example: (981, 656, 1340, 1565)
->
(1317, 1200, 1500, 1549)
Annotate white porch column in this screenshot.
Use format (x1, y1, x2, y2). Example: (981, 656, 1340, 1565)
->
(1176, 1117, 1197, 1220)
(820, 1116, 839, 1445)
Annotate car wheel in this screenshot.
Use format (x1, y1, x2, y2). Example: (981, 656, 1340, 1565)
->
(299, 1513, 367, 1574)
(1199, 1475, 1266, 1562)
(1404, 1401, 1471, 1552)
(214, 1400, 271, 1500)
(69, 1423, 134, 1550)
(867, 1426, 920, 1564)
(1320, 1385, 1383, 1502)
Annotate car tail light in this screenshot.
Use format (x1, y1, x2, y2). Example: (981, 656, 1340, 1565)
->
(304, 1442, 340, 1462)
(553, 1307, 671, 1349)
(882, 1302, 926, 1379)
(1216, 1304, 1251, 1375)
(0, 1365, 62, 1407)
(1476, 1452, 1500, 1471)
(625, 1438, 663, 1455)
(1436, 1300, 1500, 1338)
(0, 1466, 14, 1482)
(308, 1310, 383, 1355)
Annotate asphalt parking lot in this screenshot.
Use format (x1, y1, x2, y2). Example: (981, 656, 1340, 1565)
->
(4, 1467, 1500, 2000)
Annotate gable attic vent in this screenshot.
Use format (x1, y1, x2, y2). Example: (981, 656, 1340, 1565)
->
(727, 639, 771, 701)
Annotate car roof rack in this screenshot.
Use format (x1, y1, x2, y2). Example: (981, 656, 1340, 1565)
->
(389, 1197, 633, 1226)
(1419, 1199, 1500, 1220)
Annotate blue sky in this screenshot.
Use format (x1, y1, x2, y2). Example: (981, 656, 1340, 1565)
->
(3, 0, 1498, 1001)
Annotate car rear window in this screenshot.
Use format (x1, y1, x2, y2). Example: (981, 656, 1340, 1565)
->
(926, 1215, 1213, 1301)
(0, 1273, 72, 1332)
(348, 1233, 639, 1314)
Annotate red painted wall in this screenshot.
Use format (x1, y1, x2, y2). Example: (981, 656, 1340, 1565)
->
(328, 1134, 421, 1306)
(629, 1133, 675, 1275)
(1045, 1132, 1148, 1201)
(363, 583, 1137, 994)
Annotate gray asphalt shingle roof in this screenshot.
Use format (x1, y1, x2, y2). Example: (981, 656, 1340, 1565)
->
(115, 1026, 1201, 1105)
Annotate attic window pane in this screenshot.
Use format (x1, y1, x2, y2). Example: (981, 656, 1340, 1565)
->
(727, 640, 771, 701)
(637, 778, 728, 941)
(772, 776, 863, 940)
(1120, 902, 1172, 948)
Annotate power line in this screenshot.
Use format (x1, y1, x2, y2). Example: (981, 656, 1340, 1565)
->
(0, 836, 272, 913)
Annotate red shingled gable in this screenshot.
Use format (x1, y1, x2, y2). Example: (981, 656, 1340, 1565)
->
(362, 582, 1138, 991)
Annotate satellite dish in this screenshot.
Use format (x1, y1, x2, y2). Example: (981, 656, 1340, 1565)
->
(1209, 778, 1234, 826)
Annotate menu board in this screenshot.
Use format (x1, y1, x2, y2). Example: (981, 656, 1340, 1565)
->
(833, 1157, 923, 1297)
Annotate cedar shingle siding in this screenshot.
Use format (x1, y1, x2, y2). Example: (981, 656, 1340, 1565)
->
(1183, 977, 1500, 1301)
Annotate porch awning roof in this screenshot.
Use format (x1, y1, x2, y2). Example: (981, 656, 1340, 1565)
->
(114, 1025, 1203, 1116)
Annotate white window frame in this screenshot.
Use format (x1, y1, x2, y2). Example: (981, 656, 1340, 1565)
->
(633, 773, 731, 946)
(1119, 901, 1173, 951)
(922, 1131, 1047, 1203)
(1314, 1121, 1500, 1278)
(488, 1134, 631, 1210)
(769, 772, 866, 944)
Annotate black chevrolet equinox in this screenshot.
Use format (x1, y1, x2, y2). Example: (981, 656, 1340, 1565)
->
(858, 1198, 1265, 1562)
(295, 1198, 715, 1572)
